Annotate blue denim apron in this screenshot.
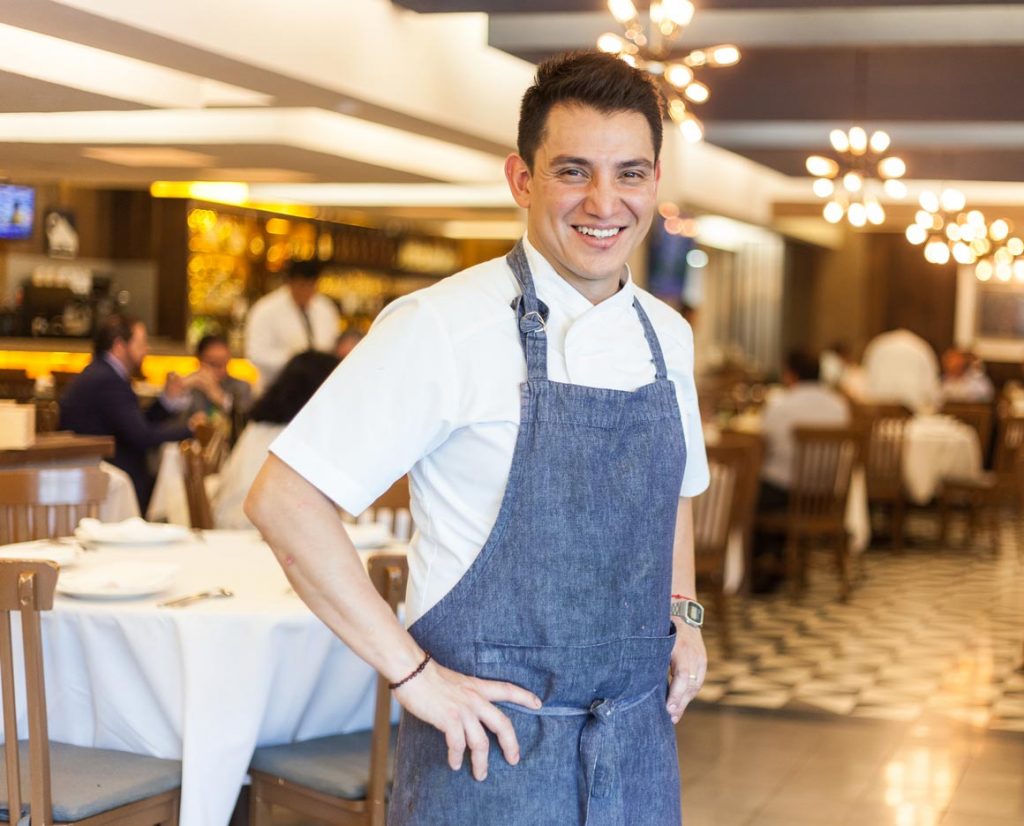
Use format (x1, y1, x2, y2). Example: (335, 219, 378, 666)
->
(389, 241, 687, 826)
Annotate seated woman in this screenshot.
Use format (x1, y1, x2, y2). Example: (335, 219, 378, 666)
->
(212, 350, 339, 529)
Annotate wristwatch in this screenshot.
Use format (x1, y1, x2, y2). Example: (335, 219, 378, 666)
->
(670, 598, 704, 629)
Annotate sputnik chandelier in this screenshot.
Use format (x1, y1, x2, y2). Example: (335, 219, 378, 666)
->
(905, 188, 1024, 281)
(806, 127, 907, 227)
(597, 0, 740, 143)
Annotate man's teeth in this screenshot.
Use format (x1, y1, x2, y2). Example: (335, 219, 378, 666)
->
(576, 226, 620, 239)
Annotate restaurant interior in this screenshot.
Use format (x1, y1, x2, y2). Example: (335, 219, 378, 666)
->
(0, 1, 1023, 825)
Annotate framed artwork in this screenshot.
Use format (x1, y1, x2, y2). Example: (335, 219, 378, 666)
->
(955, 266, 1024, 360)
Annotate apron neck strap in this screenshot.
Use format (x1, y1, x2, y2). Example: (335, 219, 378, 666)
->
(505, 239, 670, 382)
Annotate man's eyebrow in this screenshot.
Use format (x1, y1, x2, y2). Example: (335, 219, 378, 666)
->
(618, 158, 654, 171)
(548, 155, 654, 171)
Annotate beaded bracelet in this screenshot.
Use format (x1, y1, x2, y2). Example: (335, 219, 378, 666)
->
(389, 651, 433, 690)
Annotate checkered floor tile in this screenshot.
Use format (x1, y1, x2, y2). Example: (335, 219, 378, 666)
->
(695, 512, 1024, 732)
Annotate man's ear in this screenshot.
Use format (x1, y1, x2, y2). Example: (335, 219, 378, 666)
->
(505, 153, 532, 209)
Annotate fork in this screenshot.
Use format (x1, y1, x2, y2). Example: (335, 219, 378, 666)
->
(157, 587, 234, 608)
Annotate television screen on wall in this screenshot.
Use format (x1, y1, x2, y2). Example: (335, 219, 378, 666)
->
(0, 184, 35, 240)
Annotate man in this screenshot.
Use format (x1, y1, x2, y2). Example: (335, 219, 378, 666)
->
(244, 259, 340, 389)
(862, 328, 941, 412)
(246, 51, 709, 825)
(60, 314, 201, 512)
(754, 350, 849, 591)
(183, 333, 253, 421)
(941, 347, 994, 403)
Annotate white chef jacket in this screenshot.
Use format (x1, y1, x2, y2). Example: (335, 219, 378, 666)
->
(862, 329, 942, 413)
(271, 236, 709, 623)
(760, 383, 850, 489)
(244, 285, 340, 389)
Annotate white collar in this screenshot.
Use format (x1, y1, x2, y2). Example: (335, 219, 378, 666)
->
(520, 234, 635, 322)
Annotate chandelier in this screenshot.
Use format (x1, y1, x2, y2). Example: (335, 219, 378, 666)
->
(805, 127, 907, 227)
(905, 188, 1024, 280)
(597, 0, 740, 143)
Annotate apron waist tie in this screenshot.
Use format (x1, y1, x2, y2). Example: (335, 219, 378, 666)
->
(503, 684, 661, 826)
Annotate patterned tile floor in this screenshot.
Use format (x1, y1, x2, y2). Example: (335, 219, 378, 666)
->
(695, 513, 1024, 734)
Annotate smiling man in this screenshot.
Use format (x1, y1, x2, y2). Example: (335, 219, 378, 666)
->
(246, 51, 709, 826)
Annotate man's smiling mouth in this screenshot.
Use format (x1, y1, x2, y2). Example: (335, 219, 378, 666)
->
(574, 226, 622, 239)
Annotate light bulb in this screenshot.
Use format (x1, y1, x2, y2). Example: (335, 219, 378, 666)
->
(823, 201, 845, 224)
(684, 82, 710, 104)
(946, 223, 961, 242)
(708, 45, 740, 66)
(967, 210, 985, 226)
(1008, 238, 1024, 256)
(952, 242, 975, 265)
(806, 155, 839, 178)
(906, 224, 927, 245)
(878, 156, 906, 179)
(813, 178, 835, 198)
(997, 262, 1012, 281)
(915, 210, 934, 229)
(976, 260, 993, 281)
(667, 99, 687, 122)
(971, 237, 991, 256)
(662, 0, 696, 27)
(597, 33, 625, 53)
(679, 114, 703, 143)
(989, 219, 1010, 241)
(940, 189, 967, 212)
(664, 63, 693, 89)
(608, 0, 638, 24)
(870, 131, 891, 153)
(843, 172, 863, 193)
(995, 246, 1013, 265)
(847, 202, 867, 227)
(919, 191, 939, 213)
(866, 200, 885, 225)
(925, 240, 951, 265)
(884, 179, 908, 199)
(829, 129, 849, 153)
(849, 126, 868, 154)
(1014, 260, 1024, 281)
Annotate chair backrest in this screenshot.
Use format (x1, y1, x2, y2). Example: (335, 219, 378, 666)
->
(359, 476, 413, 542)
(0, 467, 109, 545)
(193, 421, 229, 474)
(857, 405, 910, 500)
(180, 439, 214, 530)
(33, 400, 61, 434)
(693, 445, 741, 578)
(0, 559, 59, 825)
(942, 401, 994, 459)
(365, 553, 408, 826)
(0, 370, 35, 403)
(993, 414, 1024, 475)
(789, 427, 861, 525)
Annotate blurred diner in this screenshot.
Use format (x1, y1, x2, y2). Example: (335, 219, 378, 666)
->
(941, 346, 995, 402)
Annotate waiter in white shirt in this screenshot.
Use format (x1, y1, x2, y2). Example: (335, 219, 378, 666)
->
(243, 259, 340, 390)
(245, 51, 709, 825)
(862, 328, 941, 413)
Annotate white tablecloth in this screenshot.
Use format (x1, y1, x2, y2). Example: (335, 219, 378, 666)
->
(5, 531, 401, 826)
(902, 415, 982, 504)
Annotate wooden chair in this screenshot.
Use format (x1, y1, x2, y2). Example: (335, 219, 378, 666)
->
(693, 444, 744, 655)
(856, 404, 912, 550)
(941, 401, 994, 462)
(0, 468, 109, 545)
(756, 427, 861, 601)
(356, 477, 412, 542)
(0, 559, 181, 824)
(192, 422, 228, 475)
(940, 414, 1024, 548)
(33, 401, 61, 435)
(248, 553, 407, 826)
(179, 440, 214, 531)
(0, 370, 35, 403)
(717, 430, 765, 595)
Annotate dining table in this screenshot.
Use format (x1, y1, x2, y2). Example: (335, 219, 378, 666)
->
(0, 526, 404, 826)
(901, 413, 983, 504)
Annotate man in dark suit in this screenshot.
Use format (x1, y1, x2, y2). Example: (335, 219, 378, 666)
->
(60, 314, 201, 512)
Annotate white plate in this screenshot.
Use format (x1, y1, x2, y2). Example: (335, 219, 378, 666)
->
(346, 523, 394, 549)
(57, 562, 179, 600)
(0, 543, 81, 568)
(75, 518, 191, 547)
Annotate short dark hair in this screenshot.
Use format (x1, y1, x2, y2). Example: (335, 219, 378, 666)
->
(786, 350, 820, 383)
(517, 50, 664, 169)
(249, 350, 339, 424)
(286, 259, 323, 281)
(93, 313, 138, 355)
(195, 333, 228, 359)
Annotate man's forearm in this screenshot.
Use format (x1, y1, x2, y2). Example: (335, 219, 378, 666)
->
(244, 454, 425, 683)
(672, 497, 697, 598)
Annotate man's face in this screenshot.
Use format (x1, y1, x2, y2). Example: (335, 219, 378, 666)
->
(200, 342, 230, 382)
(124, 322, 149, 375)
(288, 279, 318, 309)
(505, 103, 660, 302)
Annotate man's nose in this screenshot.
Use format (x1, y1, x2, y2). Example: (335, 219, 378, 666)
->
(582, 176, 618, 217)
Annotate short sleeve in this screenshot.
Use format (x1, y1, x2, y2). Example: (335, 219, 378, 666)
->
(270, 293, 459, 515)
(675, 320, 709, 498)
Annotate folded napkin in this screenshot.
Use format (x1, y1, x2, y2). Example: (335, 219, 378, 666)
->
(0, 543, 80, 567)
(346, 522, 394, 549)
(75, 517, 191, 545)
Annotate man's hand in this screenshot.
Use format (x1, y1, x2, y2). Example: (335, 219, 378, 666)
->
(394, 659, 542, 782)
(666, 618, 707, 724)
(164, 371, 187, 399)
